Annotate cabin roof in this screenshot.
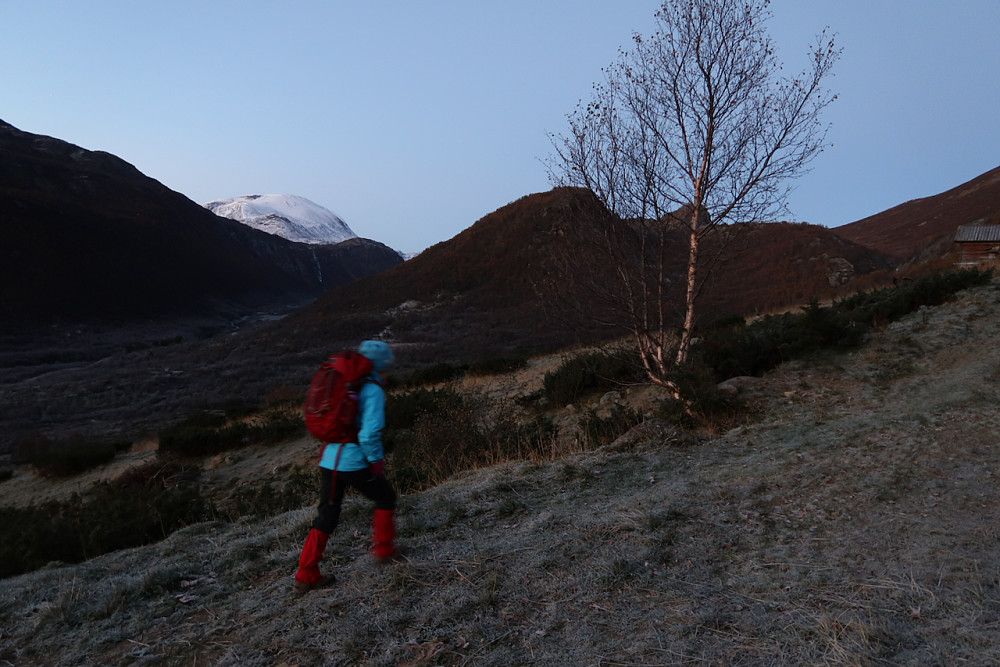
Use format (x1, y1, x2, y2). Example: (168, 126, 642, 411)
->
(954, 225, 1000, 243)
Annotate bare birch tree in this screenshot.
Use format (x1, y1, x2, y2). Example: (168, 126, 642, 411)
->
(547, 0, 839, 391)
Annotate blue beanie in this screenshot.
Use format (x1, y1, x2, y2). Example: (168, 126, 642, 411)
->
(359, 340, 394, 372)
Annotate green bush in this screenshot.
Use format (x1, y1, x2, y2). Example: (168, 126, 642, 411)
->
(467, 355, 529, 376)
(699, 268, 993, 380)
(158, 409, 303, 458)
(543, 349, 642, 407)
(0, 462, 209, 579)
(17, 433, 131, 478)
(581, 405, 644, 448)
(220, 467, 319, 520)
(399, 362, 468, 387)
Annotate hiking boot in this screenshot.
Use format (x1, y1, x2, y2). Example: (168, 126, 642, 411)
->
(293, 574, 336, 594)
(372, 508, 397, 561)
(295, 528, 331, 586)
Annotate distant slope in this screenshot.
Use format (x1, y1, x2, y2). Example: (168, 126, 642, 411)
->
(832, 165, 1000, 265)
(700, 222, 896, 317)
(0, 120, 401, 323)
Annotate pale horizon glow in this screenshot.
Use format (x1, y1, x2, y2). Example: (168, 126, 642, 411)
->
(3, 1, 999, 253)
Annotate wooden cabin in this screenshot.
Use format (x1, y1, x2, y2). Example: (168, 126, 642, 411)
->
(954, 225, 1000, 268)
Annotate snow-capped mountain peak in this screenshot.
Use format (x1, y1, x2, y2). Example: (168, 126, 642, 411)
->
(204, 194, 356, 245)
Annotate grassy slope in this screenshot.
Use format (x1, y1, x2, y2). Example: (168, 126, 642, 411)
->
(3, 281, 1000, 665)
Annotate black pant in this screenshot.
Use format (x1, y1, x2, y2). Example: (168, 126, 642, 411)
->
(312, 468, 397, 534)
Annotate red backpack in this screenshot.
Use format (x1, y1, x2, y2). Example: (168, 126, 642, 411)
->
(303, 351, 375, 443)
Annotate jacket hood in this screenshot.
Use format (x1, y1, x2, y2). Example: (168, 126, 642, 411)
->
(359, 340, 394, 372)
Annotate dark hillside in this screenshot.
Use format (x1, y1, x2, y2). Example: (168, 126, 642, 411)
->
(832, 164, 1000, 265)
(286, 187, 624, 362)
(0, 120, 401, 324)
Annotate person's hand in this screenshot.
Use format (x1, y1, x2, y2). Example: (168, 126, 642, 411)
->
(369, 460, 385, 477)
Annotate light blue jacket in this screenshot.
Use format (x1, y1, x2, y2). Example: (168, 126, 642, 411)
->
(318, 341, 393, 472)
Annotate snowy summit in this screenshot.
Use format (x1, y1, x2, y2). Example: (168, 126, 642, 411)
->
(204, 194, 356, 245)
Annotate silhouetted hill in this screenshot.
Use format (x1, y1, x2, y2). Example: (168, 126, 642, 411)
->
(832, 165, 1000, 265)
(0, 120, 401, 324)
(282, 188, 634, 362)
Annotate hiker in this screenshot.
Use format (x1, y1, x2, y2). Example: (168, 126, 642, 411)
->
(294, 340, 399, 593)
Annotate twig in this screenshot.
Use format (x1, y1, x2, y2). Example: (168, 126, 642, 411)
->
(756, 561, 841, 571)
(453, 567, 477, 586)
(198, 604, 219, 620)
(460, 629, 516, 666)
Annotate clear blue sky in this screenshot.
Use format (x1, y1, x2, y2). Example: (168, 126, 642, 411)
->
(4, 2, 999, 253)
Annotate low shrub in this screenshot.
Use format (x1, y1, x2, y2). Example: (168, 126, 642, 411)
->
(219, 466, 319, 520)
(497, 415, 558, 455)
(389, 390, 487, 492)
(113, 460, 201, 488)
(222, 402, 259, 421)
(400, 362, 467, 387)
(543, 348, 643, 407)
(658, 362, 748, 432)
(265, 385, 304, 407)
(581, 405, 644, 448)
(467, 355, 530, 376)
(30, 440, 119, 477)
(393, 354, 530, 389)
(158, 408, 303, 458)
(387, 390, 557, 493)
(699, 267, 993, 380)
(0, 463, 209, 579)
(14, 433, 131, 478)
(384, 388, 466, 454)
(699, 302, 859, 379)
(838, 267, 992, 325)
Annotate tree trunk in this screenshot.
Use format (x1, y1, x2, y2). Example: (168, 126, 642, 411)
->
(676, 223, 700, 365)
